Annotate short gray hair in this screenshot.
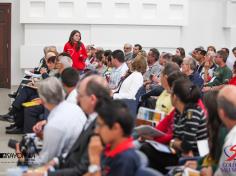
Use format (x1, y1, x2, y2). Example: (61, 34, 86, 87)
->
(184, 57, 197, 71)
(58, 55, 73, 69)
(124, 43, 132, 48)
(38, 77, 65, 105)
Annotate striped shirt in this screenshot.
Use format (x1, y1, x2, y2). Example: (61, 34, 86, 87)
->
(109, 63, 128, 89)
(173, 105, 207, 155)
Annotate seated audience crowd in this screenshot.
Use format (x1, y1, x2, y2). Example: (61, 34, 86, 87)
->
(1, 30, 236, 176)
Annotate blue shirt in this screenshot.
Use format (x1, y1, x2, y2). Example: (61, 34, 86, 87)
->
(101, 138, 141, 176)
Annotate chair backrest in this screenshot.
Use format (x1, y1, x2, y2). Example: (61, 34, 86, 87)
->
(135, 150, 148, 167)
(121, 98, 137, 119)
(121, 86, 145, 119)
(135, 167, 164, 176)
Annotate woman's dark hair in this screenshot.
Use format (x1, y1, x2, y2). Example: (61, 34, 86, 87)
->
(233, 61, 236, 71)
(95, 50, 105, 62)
(171, 55, 183, 67)
(104, 50, 112, 57)
(176, 47, 185, 59)
(95, 100, 134, 137)
(172, 78, 201, 104)
(68, 30, 82, 51)
(47, 56, 56, 63)
(203, 90, 222, 162)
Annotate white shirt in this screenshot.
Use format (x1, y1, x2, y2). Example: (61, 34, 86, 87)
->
(34, 101, 86, 165)
(215, 125, 236, 176)
(109, 63, 128, 89)
(66, 89, 77, 104)
(113, 71, 143, 100)
(226, 56, 236, 71)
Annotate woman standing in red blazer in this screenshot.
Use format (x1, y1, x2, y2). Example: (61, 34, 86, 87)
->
(64, 30, 87, 72)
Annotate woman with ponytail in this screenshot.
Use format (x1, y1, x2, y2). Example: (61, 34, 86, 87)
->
(140, 78, 208, 174)
(170, 79, 208, 156)
(64, 30, 87, 72)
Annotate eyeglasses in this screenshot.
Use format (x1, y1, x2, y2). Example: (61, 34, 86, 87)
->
(77, 92, 88, 98)
(124, 47, 131, 50)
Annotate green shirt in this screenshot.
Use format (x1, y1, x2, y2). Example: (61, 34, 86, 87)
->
(206, 65, 232, 87)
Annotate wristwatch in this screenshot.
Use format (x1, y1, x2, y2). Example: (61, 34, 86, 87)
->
(88, 164, 101, 174)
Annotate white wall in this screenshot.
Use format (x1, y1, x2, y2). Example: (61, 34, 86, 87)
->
(0, 0, 24, 86)
(182, 0, 227, 52)
(19, 0, 189, 68)
(1, 0, 236, 85)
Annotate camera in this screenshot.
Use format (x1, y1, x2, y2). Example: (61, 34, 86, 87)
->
(8, 133, 42, 166)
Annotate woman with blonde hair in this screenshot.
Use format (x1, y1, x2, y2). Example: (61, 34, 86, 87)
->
(113, 55, 147, 100)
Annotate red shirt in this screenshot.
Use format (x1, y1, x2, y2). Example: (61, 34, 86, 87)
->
(104, 137, 134, 158)
(228, 76, 236, 85)
(153, 99, 207, 144)
(63, 42, 87, 70)
(154, 109, 175, 144)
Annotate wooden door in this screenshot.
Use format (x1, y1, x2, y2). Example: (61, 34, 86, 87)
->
(0, 3, 11, 88)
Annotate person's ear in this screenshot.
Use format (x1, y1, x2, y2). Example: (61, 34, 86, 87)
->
(112, 123, 122, 134)
(218, 108, 226, 121)
(90, 94, 97, 107)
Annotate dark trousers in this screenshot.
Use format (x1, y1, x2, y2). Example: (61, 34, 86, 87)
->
(12, 86, 38, 128)
(23, 105, 45, 133)
(140, 143, 179, 174)
(139, 85, 164, 109)
(12, 86, 38, 109)
(13, 78, 31, 96)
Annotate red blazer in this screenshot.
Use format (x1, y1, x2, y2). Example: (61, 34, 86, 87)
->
(64, 42, 87, 70)
(154, 109, 175, 144)
(153, 99, 207, 144)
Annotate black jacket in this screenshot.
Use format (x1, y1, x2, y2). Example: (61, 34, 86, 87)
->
(48, 119, 96, 176)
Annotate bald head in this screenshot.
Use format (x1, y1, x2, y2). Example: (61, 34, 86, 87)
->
(78, 75, 108, 90)
(217, 86, 236, 128)
(218, 85, 236, 107)
(77, 75, 111, 114)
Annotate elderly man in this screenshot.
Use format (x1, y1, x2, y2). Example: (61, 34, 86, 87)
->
(19, 77, 86, 166)
(181, 57, 204, 88)
(214, 86, 236, 176)
(55, 52, 73, 75)
(23, 75, 111, 176)
(123, 43, 133, 61)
